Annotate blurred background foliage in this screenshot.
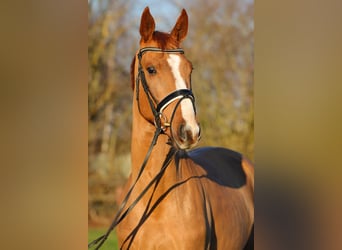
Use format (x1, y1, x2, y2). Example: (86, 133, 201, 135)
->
(88, 0, 253, 227)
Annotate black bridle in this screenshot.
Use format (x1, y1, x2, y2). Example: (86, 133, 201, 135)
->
(88, 47, 196, 249)
(135, 47, 195, 131)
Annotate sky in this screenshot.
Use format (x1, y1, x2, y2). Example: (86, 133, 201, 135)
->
(130, 0, 182, 31)
(90, 0, 253, 32)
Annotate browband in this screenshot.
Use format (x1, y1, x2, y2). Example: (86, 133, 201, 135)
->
(138, 47, 184, 59)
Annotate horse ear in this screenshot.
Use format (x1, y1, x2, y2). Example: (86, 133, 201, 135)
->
(140, 7, 155, 42)
(170, 9, 188, 43)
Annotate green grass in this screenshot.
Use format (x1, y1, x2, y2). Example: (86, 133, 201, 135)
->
(88, 228, 119, 250)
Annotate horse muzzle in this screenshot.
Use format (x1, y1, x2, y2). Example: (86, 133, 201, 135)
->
(175, 122, 201, 149)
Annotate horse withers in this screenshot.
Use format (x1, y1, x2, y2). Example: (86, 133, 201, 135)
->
(115, 7, 254, 250)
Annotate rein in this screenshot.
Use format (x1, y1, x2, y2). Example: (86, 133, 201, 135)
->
(88, 47, 194, 249)
(88, 127, 167, 249)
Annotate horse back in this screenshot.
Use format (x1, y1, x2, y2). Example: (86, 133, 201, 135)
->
(182, 147, 254, 249)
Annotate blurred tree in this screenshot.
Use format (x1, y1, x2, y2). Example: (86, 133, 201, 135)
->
(88, 0, 133, 166)
(179, 0, 254, 160)
(88, 0, 135, 225)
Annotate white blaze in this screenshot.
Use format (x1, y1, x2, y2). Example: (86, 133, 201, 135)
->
(167, 54, 199, 136)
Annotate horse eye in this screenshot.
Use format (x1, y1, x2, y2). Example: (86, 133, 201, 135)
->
(147, 66, 157, 74)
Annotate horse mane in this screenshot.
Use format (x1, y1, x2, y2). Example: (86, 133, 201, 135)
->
(130, 31, 180, 89)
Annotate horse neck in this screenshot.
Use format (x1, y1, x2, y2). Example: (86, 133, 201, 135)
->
(130, 101, 174, 182)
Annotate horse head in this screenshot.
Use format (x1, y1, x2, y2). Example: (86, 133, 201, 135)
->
(132, 7, 200, 150)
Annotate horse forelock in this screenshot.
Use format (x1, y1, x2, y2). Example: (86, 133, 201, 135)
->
(153, 31, 179, 49)
(139, 31, 179, 50)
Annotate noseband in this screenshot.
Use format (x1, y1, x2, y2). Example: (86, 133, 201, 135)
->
(136, 47, 195, 131)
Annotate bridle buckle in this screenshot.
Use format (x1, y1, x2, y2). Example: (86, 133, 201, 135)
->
(154, 112, 170, 132)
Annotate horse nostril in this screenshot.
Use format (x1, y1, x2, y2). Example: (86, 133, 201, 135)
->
(179, 124, 198, 143)
(175, 123, 200, 149)
(179, 124, 187, 142)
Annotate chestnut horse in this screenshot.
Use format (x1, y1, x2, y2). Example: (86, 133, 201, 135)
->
(89, 7, 254, 250)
